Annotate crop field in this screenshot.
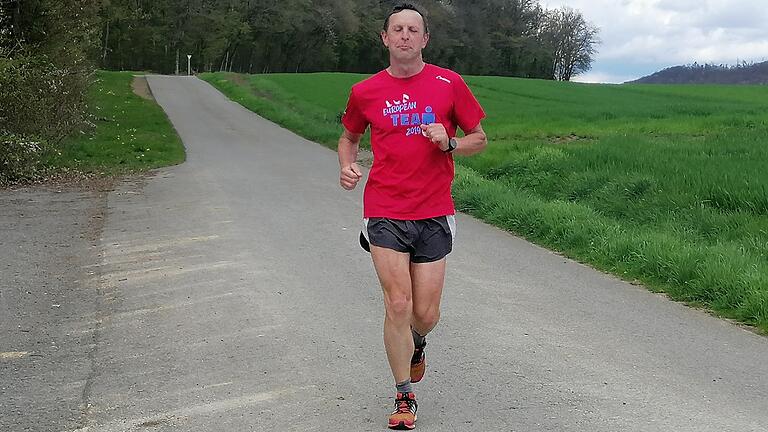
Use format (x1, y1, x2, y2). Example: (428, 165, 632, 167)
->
(201, 71, 768, 333)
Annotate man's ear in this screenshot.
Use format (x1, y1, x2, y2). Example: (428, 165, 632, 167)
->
(422, 32, 430, 49)
(381, 30, 389, 48)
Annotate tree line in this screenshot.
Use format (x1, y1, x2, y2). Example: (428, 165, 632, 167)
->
(99, 0, 599, 80)
(0, 0, 598, 183)
(629, 61, 768, 85)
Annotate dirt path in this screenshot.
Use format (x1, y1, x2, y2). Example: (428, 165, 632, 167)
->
(131, 75, 155, 101)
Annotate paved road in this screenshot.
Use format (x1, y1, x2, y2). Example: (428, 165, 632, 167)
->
(4, 75, 768, 431)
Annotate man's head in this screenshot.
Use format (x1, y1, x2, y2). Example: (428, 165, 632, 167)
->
(383, 3, 429, 35)
(381, 3, 430, 63)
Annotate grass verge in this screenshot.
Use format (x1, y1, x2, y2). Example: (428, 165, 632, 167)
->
(50, 70, 185, 174)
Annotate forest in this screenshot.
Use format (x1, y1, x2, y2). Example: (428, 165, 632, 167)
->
(96, 0, 599, 80)
(629, 61, 768, 85)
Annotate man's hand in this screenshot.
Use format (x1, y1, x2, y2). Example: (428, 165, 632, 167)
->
(340, 163, 363, 190)
(420, 123, 449, 151)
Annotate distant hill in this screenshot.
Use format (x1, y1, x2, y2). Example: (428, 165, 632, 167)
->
(627, 61, 768, 84)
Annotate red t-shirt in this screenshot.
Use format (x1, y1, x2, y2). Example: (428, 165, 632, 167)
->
(342, 64, 485, 219)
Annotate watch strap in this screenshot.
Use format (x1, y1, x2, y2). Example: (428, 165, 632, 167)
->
(444, 137, 457, 153)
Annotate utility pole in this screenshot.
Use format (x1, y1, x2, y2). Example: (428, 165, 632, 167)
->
(175, 49, 180, 75)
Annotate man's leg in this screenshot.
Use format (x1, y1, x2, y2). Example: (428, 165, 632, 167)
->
(408, 258, 446, 383)
(410, 258, 446, 336)
(370, 245, 415, 384)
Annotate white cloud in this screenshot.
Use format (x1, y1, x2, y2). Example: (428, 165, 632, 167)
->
(541, 0, 768, 80)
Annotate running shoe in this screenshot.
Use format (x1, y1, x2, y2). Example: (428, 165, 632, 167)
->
(388, 392, 417, 430)
(410, 340, 426, 383)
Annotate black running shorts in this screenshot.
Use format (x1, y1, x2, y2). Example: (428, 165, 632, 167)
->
(359, 216, 456, 263)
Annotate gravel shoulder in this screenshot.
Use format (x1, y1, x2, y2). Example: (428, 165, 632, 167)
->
(0, 179, 113, 431)
(131, 75, 155, 101)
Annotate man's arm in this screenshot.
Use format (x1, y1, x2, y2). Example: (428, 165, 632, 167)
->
(419, 123, 487, 156)
(338, 127, 364, 190)
(452, 123, 487, 156)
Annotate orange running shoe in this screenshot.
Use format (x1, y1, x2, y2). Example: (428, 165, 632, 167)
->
(410, 341, 426, 383)
(388, 392, 417, 430)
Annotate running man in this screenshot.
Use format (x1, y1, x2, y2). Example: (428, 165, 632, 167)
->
(338, 3, 487, 430)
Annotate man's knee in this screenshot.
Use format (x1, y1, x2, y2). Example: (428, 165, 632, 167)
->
(413, 305, 440, 328)
(385, 295, 412, 320)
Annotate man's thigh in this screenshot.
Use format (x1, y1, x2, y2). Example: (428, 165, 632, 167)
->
(410, 258, 446, 310)
(370, 245, 413, 303)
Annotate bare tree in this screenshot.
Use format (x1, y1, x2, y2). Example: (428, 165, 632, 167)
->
(541, 6, 599, 81)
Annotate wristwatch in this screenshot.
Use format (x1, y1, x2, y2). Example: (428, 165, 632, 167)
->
(444, 137, 458, 153)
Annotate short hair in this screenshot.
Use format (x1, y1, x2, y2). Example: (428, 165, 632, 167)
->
(383, 3, 429, 34)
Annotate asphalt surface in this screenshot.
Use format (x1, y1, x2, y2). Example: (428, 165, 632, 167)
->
(2, 75, 767, 431)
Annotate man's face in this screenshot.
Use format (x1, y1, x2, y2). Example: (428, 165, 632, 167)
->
(381, 9, 429, 62)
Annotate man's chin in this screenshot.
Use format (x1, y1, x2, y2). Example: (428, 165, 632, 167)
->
(390, 50, 420, 62)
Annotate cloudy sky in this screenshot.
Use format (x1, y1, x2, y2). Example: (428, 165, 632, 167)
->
(541, 0, 768, 83)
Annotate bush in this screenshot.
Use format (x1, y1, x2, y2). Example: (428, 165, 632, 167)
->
(0, 132, 51, 184)
(0, 0, 99, 184)
(0, 50, 91, 141)
(0, 49, 92, 184)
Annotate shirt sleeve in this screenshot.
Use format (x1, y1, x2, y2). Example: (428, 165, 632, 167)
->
(341, 87, 369, 134)
(452, 76, 486, 133)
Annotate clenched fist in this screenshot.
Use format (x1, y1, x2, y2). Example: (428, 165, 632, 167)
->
(420, 123, 449, 151)
(340, 163, 363, 190)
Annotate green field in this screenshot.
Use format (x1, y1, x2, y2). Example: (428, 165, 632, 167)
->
(201, 71, 768, 333)
(51, 71, 185, 174)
